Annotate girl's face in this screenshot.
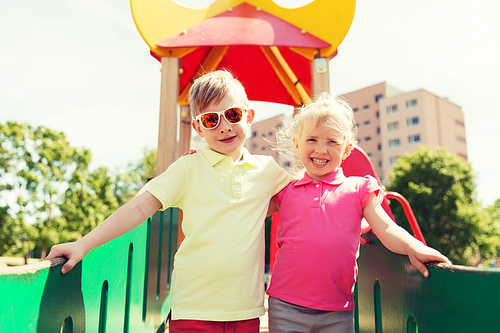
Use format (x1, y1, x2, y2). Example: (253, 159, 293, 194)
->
(293, 121, 352, 180)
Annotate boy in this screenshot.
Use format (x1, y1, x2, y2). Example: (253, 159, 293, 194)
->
(46, 70, 292, 332)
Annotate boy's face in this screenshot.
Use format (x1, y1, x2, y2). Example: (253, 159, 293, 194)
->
(293, 122, 352, 180)
(192, 92, 255, 161)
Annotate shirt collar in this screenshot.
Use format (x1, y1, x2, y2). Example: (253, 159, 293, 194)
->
(202, 145, 259, 167)
(294, 168, 347, 186)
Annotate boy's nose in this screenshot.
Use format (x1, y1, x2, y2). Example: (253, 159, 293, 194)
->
(218, 116, 232, 132)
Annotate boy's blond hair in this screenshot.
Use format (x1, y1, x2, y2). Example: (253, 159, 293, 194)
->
(189, 70, 249, 118)
(274, 93, 358, 178)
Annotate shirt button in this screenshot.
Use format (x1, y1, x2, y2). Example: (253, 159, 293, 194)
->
(314, 197, 319, 201)
(316, 184, 320, 188)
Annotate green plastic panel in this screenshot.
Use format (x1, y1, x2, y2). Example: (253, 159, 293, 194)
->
(355, 237, 500, 333)
(0, 209, 178, 333)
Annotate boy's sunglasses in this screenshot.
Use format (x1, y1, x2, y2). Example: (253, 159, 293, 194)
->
(195, 106, 246, 130)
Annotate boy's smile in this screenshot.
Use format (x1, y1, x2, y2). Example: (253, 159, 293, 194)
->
(192, 92, 255, 161)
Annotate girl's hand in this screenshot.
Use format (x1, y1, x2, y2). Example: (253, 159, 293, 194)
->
(44, 241, 86, 274)
(181, 149, 197, 157)
(406, 241, 451, 277)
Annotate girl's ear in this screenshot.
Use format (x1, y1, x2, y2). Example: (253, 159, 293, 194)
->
(293, 136, 300, 154)
(192, 120, 204, 138)
(342, 143, 353, 161)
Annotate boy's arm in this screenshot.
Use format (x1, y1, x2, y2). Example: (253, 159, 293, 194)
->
(45, 191, 162, 274)
(363, 193, 450, 277)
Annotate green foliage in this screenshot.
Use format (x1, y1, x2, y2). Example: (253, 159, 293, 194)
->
(388, 146, 489, 265)
(478, 199, 500, 266)
(0, 122, 156, 260)
(0, 122, 91, 257)
(114, 148, 156, 205)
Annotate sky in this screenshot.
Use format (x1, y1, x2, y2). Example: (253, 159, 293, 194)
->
(1, 0, 499, 206)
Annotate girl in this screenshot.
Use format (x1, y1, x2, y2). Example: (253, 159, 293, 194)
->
(266, 93, 449, 333)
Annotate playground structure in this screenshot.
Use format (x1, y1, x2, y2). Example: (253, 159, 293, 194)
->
(1, 1, 500, 332)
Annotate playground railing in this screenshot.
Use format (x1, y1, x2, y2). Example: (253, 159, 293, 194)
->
(0, 208, 179, 333)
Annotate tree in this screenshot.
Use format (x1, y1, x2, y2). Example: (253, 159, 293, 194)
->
(0, 122, 91, 259)
(114, 148, 157, 205)
(1, 122, 157, 261)
(388, 146, 487, 265)
(478, 199, 500, 266)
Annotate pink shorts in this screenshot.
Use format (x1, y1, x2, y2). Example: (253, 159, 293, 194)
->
(168, 317, 260, 333)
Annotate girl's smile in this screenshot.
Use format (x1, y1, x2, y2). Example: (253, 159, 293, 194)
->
(294, 123, 351, 180)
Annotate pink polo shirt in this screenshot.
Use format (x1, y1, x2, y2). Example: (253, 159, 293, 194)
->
(266, 168, 383, 311)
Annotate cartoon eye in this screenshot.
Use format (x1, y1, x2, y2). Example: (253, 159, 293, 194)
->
(171, 0, 216, 9)
(173, 0, 316, 10)
(272, 0, 315, 9)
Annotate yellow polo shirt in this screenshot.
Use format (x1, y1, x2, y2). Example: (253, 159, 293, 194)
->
(146, 146, 292, 321)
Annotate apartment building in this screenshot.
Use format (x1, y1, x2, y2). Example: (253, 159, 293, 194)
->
(341, 82, 467, 184)
(245, 114, 293, 172)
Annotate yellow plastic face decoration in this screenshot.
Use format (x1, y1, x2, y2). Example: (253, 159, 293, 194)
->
(131, 0, 355, 58)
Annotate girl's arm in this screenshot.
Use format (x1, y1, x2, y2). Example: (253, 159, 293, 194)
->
(45, 191, 162, 274)
(363, 193, 450, 277)
(266, 194, 280, 217)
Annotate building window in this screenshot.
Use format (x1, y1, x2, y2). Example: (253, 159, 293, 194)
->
(378, 160, 382, 168)
(376, 111, 380, 118)
(389, 139, 400, 148)
(268, 132, 273, 137)
(388, 121, 399, 131)
(252, 131, 257, 137)
(367, 153, 372, 159)
(252, 144, 257, 150)
(375, 94, 383, 103)
(353, 108, 359, 113)
(378, 144, 382, 151)
(377, 127, 380, 135)
(261, 147, 266, 151)
(365, 137, 372, 143)
(284, 161, 291, 168)
(407, 117, 419, 126)
(409, 134, 420, 144)
(390, 156, 399, 166)
(363, 121, 370, 127)
(387, 104, 398, 114)
(363, 105, 370, 110)
(406, 99, 417, 109)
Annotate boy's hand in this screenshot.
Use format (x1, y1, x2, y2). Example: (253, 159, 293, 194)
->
(45, 241, 86, 274)
(360, 218, 372, 244)
(406, 241, 451, 277)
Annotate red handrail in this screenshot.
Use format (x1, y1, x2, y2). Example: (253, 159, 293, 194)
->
(385, 191, 426, 245)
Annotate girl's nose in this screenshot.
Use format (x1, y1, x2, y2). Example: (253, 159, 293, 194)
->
(315, 144, 327, 154)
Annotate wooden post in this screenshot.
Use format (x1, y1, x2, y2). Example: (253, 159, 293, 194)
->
(311, 57, 330, 97)
(156, 57, 180, 176)
(178, 105, 192, 156)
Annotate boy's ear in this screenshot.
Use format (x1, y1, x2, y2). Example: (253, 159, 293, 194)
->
(192, 120, 204, 138)
(246, 108, 255, 126)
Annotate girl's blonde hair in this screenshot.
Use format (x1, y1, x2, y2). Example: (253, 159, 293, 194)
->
(274, 93, 358, 178)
